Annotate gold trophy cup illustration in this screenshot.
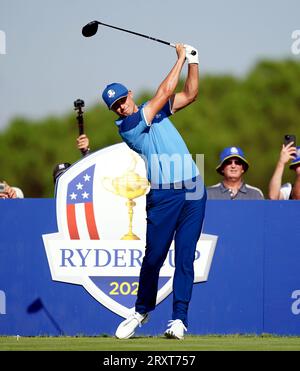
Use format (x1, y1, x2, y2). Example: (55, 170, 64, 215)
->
(102, 153, 149, 240)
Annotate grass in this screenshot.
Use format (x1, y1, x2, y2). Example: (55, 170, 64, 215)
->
(0, 334, 300, 351)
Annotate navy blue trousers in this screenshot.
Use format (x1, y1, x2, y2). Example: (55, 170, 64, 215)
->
(135, 185, 207, 327)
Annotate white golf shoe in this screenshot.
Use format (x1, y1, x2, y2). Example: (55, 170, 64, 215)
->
(164, 319, 187, 340)
(115, 312, 149, 339)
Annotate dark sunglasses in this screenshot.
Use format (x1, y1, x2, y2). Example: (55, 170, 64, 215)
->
(111, 96, 127, 111)
(223, 159, 243, 166)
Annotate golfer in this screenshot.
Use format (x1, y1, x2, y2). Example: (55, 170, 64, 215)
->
(102, 44, 206, 340)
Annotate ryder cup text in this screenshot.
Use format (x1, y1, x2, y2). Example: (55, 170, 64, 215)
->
(60, 248, 200, 268)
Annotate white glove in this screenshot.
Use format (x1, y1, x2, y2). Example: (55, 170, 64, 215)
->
(184, 44, 199, 64)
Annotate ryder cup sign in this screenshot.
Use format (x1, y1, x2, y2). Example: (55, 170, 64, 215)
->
(43, 143, 217, 318)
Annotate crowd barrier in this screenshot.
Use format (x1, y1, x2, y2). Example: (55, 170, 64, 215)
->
(0, 199, 299, 336)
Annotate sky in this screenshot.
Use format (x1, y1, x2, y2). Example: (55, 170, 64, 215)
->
(0, 0, 299, 130)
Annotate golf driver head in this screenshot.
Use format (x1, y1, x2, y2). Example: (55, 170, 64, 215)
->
(82, 21, 99, 37)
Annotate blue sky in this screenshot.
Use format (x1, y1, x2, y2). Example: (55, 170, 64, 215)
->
(0, 0, 299, 129)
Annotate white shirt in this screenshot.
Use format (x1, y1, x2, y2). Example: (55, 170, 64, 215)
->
(280, 183, 292, 200)
(12, 187, 24, 198)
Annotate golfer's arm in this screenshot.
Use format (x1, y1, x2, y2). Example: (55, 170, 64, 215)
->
(170, 64, 199, 113)
(143, 55, 185, 124)
(268, 161, 285, 200)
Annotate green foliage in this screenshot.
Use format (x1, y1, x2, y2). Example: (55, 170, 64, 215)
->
(1, 59, 299, 197)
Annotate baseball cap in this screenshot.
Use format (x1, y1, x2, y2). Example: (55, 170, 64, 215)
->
(290, 146, 300, 169)
(102, 83, 129, 110)
(216, 146, 249, 174)
(53, 162, 71, 184)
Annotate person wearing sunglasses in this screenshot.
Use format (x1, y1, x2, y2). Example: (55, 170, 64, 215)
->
(207, 146, 264, 200)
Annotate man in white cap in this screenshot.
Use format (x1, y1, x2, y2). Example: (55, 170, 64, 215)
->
(207, 146, 264, 200)
(269, 142, 300, 200)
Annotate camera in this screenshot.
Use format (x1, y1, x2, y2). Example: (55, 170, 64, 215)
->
(0, 182, 6, 192)
(74, 99, 85, 109)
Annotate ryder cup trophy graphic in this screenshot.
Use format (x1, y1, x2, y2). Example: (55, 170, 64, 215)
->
(102, 153, 149, 240)
(43, 143, 217, 319)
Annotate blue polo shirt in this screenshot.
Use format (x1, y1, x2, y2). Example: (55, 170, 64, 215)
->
(116, 101, 201, 186)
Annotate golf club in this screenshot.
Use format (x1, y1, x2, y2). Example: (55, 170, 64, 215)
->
(82, 20, 196, 55)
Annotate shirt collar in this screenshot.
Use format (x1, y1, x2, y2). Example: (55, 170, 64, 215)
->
(221, 181, 247, 193)
(115, 118, 122, 126)
(220, 182, 229, 193)
(239, 182, 247, 193)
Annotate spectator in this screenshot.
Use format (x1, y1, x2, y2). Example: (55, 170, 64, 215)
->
(268, 143, 300, 200)
(76, 134, 90, 156)
(207, 146, 264, 200)
(53, 135, 90, 185)
(0, 180, 24, 199)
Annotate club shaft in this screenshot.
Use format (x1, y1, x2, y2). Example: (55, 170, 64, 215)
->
(98, 21, 175, 48)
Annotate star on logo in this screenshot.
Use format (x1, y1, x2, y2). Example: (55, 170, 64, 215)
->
(82, 191, 89, 199)
(83, 174, 91, 182)
(76, 183, 83, 190)
(70, 192, 77, 200)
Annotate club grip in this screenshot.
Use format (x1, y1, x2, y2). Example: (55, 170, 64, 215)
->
(173, 43, 197, 56)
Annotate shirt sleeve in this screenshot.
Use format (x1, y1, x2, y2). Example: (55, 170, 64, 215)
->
(141, 100, 173, 125)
